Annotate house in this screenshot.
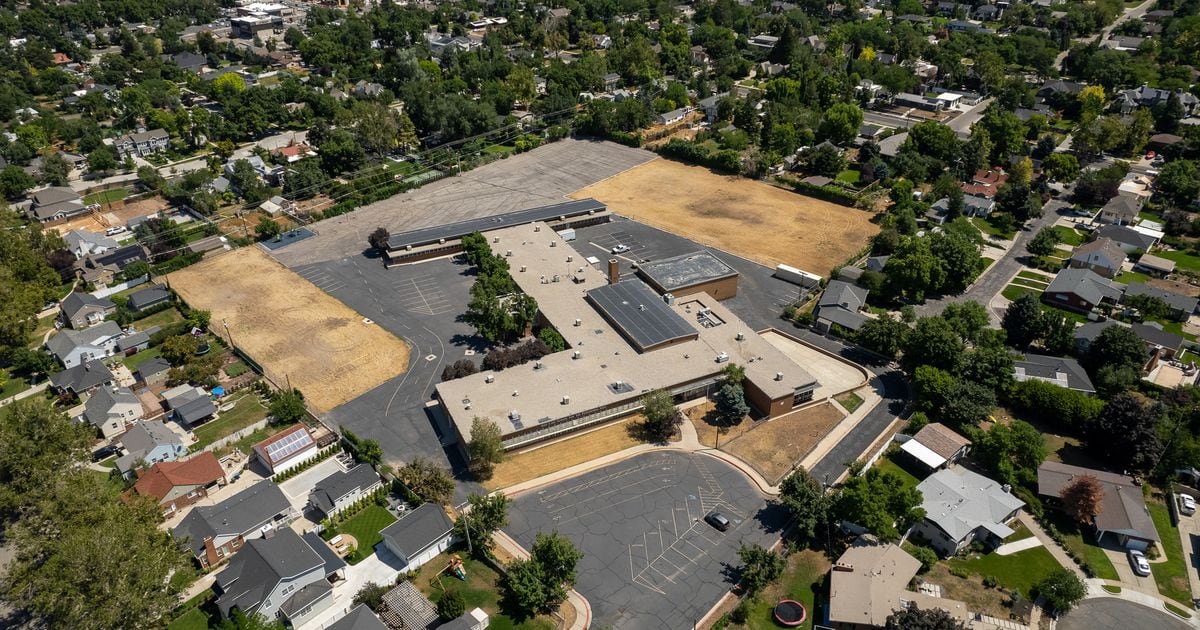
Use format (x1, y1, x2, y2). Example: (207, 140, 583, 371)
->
(828, 536, 972, 629)
(1013, 354, 1095, 394)
(1123, 282, 1199, 321)
(110, 129, 170, 160)
(893, 92, 944, 112)
(865, 255, 889, 272)
(308, 463, 384, 519)
(379, 503, 455, 570)
(1104, 35, 1146, 51)
(814, 280, 869, 332)
(603, 72, 621, 91)
(175, 396, 218, 427)
(117, 326, 158, 355)
(83, 386, 144, 439)
(49, 360, 114, 396)
(1118, 85, 1199, 116)
(1074, 319, 1184, 363)
(46, 320, 125, 368)
(130, 451, 226, 517)
(657, 107, 690, 126)
(64, 230, 119, 258)
(253, 424, 319, 475)
(27, 186, 86, 223)
(961, 169, 1008, 198)
(272, 143, 314, 163)
(1038, 461, 1160, 550)
(258, 196, 289, 216)
(1134, 253, 1175, 277)
(913, 467, 1024, 556)
(74, 244, 149, 286)
(1068, 238, 1127, 278)
(173, 480, 297, 568)
(170, 51, 208, 73)
(689, 45, 711, 66)
(115, 421, 186, 477)
(898, 422, 971, 472)
(878, 131, 907, 158)
(1036, 80, 1085, 100)
(60, 292, 117, 329)
(126, 284, 172, 312)
(326, 605, 389, 630)
(1043, 268, 1122, 313)
(135, 356, 173, 385)
(748, 34, 779, 50)
(930, 194, 995, 221)
(1098, 194, 1142, 226)
(697, 93, 726, 122)
(1095, 224, 1157, 254)
(213, 528, 338, 627)
(352, 80, 386, 99)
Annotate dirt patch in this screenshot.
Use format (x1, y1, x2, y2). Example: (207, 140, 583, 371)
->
(486, 417, 642, 491)
(717, 402, 847, 484)
(921, 564, 1015, 621)
(51, 194, 169, 235)
(166, 246, 410, 414)
(571, 159, 878, 275)
(1149, 277, 1200, 297)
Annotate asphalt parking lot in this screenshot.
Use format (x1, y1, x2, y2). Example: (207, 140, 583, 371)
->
(505, 451, 787, 629)
(1057, 598, 1190, 630)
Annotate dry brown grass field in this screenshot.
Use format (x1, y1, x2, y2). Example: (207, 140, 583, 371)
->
(167, 246, 410, 414)
(571, 159, 878, 274)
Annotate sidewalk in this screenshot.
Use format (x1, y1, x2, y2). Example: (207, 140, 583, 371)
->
(493, 530, 591, 630)
(1018, 513, 1086, 580)
(1085, 578, 1200, 628)
(0, 381, 48, 407)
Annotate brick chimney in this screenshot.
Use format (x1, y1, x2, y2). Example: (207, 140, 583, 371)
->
(608, 259, 619, 285)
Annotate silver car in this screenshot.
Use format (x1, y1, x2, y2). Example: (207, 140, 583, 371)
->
(1128, 549, 1151, 577)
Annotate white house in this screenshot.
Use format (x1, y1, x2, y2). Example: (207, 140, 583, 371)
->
(252, 424, 318, 475)
(45, 321, 125, 368)
(379, 503, 455, 570)
(214, 528, 338, 627)
(82, 386, 144, 439)
(913, 467, 1025, 556)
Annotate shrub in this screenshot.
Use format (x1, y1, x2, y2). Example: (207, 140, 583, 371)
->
(983, 575, 998, 588)
(909, 545, 938, 573)
(730, 599, 750, 624)
(438, 589, 466, 620)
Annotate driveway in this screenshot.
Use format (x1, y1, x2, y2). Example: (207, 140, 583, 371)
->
(1177, 504, 1200, 603)
(279, 457, 346, 512)
(293, 546, 409, 630)
(1105, 545, 1161, 594)
(1058, 598, 1191, 630)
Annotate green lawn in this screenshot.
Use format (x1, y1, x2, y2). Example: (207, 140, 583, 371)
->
(31, 313, 59, 347)
(835, 169, 861, 185)
(191, 392, 268, 450)
(83, 186, 130, 206)
(1155, 250, 1200, 273)
(1149, 499, 1192, 605)
(122, 346, 163, 370)
(1010, 277, 1049, 290)
(1002, 284, 1039, 302)
(738, 550, 830, 630)
(166, 608, 209, 630)
(338, 505, 397, 561)
(835, 391, 864, 413)
(134, 307, 184, 330)
(946, 545, 1063, 599)
(874, 454, 922, 491)
(1160, 319, 1198, 342)
(483, 144, 516, 156)
(1042, 510, 1118, 580)
(1139, 211, 1163, 223)
(971, 217, 1017, 240)
(415, 552, 557, 630)
(1115, 270, 1152, 284)
(1051, 226, 1086, 246)
(0, 369, 31, 399)
(1017, 271, 1055, 283)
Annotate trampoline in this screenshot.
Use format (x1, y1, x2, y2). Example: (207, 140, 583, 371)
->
(773, 600, 807, 627)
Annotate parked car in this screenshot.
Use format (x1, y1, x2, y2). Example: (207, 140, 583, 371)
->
(704, 511, 731, 532)
(1128, 549, 1152, 577)
(611, 244, 631, 254)
(91, 445, 119, 462)
(1181, 494, 1197, 516)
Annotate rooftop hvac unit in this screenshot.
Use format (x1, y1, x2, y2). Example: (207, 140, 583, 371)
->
(534, 225, 541, 232)
(614, 380, 624, 388)
(405, 244, 413, 251)
(485, 375, 494, 383)
(578, 267, 585, 274)
(520, 265, 527, 272)
(509, 410, 520, 420)
(663, 293, 675, 305)
(438, 238, 445, 244)
(562, 395, 570, 405)
(493, 236, 500, 243)
(505, 249, 512, 257)
(775, 372, 784, 381)
(534, 360, 542, 369)
(552, 274, 560, 282)
(637, 304, 646, 311)
(573, 351, 581, 359)
(574, 318, 582, 327)
(566, 255, 573, 262)
(736, 332, 745, 341)
(559, 215, 566, 221)
(550, 240, 557, 248)
(716, 352, 730, 363)
(540, 275, 548, 284)
(512, 390, 519, 397)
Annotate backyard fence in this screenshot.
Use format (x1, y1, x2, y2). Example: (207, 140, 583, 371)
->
(91, 274, 149, 298)
(203, 418, 270, 452)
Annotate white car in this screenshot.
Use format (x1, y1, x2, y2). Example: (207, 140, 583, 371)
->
(1181, 494, 1197, 516)
(610, 244, 630, 254)
(1128, 549, 1152, 577)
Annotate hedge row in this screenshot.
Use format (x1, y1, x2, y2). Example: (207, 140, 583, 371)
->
(272, 444, 341, 483)
(656, 139, 741, 174)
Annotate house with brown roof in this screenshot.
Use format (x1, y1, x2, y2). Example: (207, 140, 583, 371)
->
(130, 451, 226, 517)
(960, 168, 1008, 199)
(253, 424, 319, 475)
(898, 422, 971, 471)
(1038, 461, 1160, 550)
(1069, 237, 1127, 278)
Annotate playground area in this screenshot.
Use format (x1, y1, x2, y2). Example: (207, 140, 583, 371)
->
(166, 246, 411, 414)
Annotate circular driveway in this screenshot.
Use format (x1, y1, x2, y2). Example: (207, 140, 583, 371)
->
(1057, 598, 1192, 630)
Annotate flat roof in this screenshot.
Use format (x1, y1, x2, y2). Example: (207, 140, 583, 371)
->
(637, 251, 738, 292)
(386, 198, 606, 251)
(435, 222, 818, 446)
(586, 280, 698, 351)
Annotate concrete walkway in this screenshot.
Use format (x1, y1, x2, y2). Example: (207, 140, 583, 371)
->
(995, 537, 1044, 556)
(1018, 513, 1087, 579)
(0, 382, 48, 407)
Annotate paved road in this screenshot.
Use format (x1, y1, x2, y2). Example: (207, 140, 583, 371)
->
(916, 199, 1072, 318)
(1054, 0, 1156, 70)
(1058, 598, 1191, 630)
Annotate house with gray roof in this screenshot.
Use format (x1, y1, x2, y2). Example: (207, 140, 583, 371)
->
(1133, 253, 1176, 277)
(27, 186, 85, 223)
(82, 386, 144, 439)
(134, 356, 172, 384)
(1098, 194, 1143, 226)
(308, 464, 383, 519)
(115, 421, 186, 478)
(913, 467, 1024, 556)
(175, 396, 217, 427)
(64, 230, 119, 258)
(173, 480, 296, 568)
(46, 320, 125, 367)
(326, 605, 389, 630)
(1074, 319, 1184, 363)
(1038, 461, 1159, 550)
(1118, 85, 1199, 117)
(1069, 238, 1126, 278)
(213, 528, 336, 627)
(379, 503, 455, 571)
(815, 280, 869, 332)
(110, 128, 169, 160)
(1013, 354, 1095, 395)
(126, 284, 173, 311)
(60, 292, 116, 329)
(116, 326, 159, 354)
(49, 360, 114, 396)
(1096, 224, 1157, 253)
(1122, 282, 1199, 321)
(1043, 268, 1122, 313)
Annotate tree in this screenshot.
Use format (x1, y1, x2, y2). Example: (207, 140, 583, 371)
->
(0, 400, 92, 512)
(885, 607, 966, 630)
(504, 532, 583, 615)
(396, 457, 455, 504)
(853, 315, 910, 359)
(1028, 228, 1061, 257)
(356, 439, 383, 466)
(1155, 160, 1200, 208)
(87, 145, 118, 174)
(778, 467, 829, 543)
(736, 543, 785, 595)
(185, 309, 210, 331)
(368, 227, 390, 251)
(832, 468, 925, 540)
(1042, 153, 1080, 182)
(902, 317, 965, 373)
(805, 143, 847, 177)
(1089, 392, 1162, 472)
(639, 389, 680, 442)
(39, 152, 70, 186)
(268, 389, 306, 424)
(1036, 569, 1087, 614)
(0, 165, 36, 199)
(996, 183, 1041, 223)
(722, 363, 746, 386)
(352, 582, 389, 611)
(1077, 85, 1106, 120)
(714, 382, 750, 426)
(255, 217, 282, 240)
(1084, 325, 1147, 376)
(7, 347, 56, 381)
(216, 611, 286, 630)
(438, 589, 466, 620)
(941, 301, 990, 344)
(160, 334, 200, 364)
(1060, 475, 1104, 526)
(504, 558, 548, 615)
(1002, 294, 1047, 349)
(282, 158, 328, 199)
(973, 421, 1047, 486)
(818, 103, 864, 146)
(467, 417, 504, 481)
(455, 493, 509, 558)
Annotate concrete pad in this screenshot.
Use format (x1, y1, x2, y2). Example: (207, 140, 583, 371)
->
(278, 456, 346, 510)
(760, 330, 867, 398)
(994, 537, 1044, 556)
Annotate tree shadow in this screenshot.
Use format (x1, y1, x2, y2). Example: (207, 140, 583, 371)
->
(448, 333, 491, 353)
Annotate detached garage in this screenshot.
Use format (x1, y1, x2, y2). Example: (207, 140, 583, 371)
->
(379, 503, 455, 571)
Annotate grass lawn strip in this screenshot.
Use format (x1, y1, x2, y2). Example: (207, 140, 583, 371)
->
(0, 369, 31, 399)
(971, 217, 1016, 240)
(338, 505, 397, 560)
(414, 552, 557, 630)
(946, 545, 1062, 599)
(1017, 271, 1055, 282)
(737, 549, 830, 629)
(834, 391, 864, 413)
(166, 607, 208, 630)
(873, 455, 921, 492)
(1156, 250, 1200, 273)
(1051, 226, 1086, 246)
(191, 392, 269, 450)
(83, 187, 130, 206)
(1116, 270, 1152, 284)
(1149, 499, 1192, 605)
(1002, 285, 1039, 302)
(122, 346, 163, 370)
(133, 307, 184, 330)
(483, 417, 639, 491)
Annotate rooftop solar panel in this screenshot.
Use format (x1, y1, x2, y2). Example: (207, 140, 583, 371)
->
(265, 427, 314, 463)
(585, 280, 698, 352)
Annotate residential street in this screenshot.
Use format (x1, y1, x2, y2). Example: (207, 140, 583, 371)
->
(1054, 0, 1157, 71)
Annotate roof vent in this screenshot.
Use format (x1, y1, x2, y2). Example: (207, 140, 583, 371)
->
(775, 372, 784, 381)
(512, 390, 519, 397)
(736, 332, 745, 341)
(573, 350, 581, 359)
(484, 374, 494, 383)
(716, 352, 730, 363)
(534, 360, 543, 370)
(406, 244, 413, 250)
(566, 255, 573, 262)
(574, 318, 581, 327)
(505, 249, 512, 257)
(638, 304, 646, 311)
(534, 225, 541, 232)
(438, 238, 445, 244)
(550, 240, 557, 247)
(562, 395, 570, 405)
(493, 236, 500, 243)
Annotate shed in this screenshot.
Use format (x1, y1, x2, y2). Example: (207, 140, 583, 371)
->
(378, 503, 455, 570)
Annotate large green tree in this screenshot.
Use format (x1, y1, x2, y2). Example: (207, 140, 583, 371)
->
(454, 493, 509, 558)
(779, 467, 829, 543)
(467, 417, 504, 481)
(971, 420, 1046, 486)
(832, 468, 924, 541)
(0, 399, 92, 512)
(1002, 294, 1046, 349)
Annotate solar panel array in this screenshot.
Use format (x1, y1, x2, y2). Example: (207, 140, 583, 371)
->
(266, 427, 314, 463)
